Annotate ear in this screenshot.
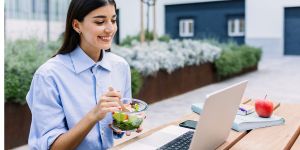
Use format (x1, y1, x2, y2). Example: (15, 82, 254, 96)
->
(72, 19, 81, 34)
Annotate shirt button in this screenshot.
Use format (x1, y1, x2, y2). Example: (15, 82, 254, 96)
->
(101, 130, 104, 136)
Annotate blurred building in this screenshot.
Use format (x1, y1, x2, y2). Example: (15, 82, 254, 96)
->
(5, 0, 71, 41)
(116, 0, 300, 56)
(4, 0, 300, 55)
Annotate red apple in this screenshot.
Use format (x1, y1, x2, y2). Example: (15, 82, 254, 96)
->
(255, 99, 274, 118)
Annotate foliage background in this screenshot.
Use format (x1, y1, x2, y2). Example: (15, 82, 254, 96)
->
(5, 39, 59, 104)
(5, 39, 261, 104)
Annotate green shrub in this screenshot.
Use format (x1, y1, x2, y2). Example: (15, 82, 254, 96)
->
(5, 39, 55, 104)
(252, 46, 262, 63)
(145, 30, 154, 41)
(145, 31, 171, 42)
(231, 45, 261, 68)
(120, 31, 171, 46)
(120, 35, 139, 47)
(158, 34, 171, 42)
(131, 68, 143, 97)
(215, 50, 243, 78)
(45, 40, 62, 52)
(214, 44, 262, 79)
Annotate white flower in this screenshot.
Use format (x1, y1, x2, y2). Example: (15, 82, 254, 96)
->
(112, 39, 222, 76)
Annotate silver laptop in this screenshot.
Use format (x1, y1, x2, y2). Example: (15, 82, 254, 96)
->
(188, 80, 247, 150)
(120, 80, 248, 150)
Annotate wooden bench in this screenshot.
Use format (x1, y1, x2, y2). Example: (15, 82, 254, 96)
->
(112, 100, 300, 149)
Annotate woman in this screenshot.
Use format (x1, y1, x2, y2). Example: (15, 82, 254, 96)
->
(26, 0, 141, 149)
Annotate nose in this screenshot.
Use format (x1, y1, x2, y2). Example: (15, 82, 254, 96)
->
(104, 22, 114, 33)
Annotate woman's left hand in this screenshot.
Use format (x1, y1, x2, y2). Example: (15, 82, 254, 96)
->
(109, 124, 143, 136)
(125, 126, 143, 136)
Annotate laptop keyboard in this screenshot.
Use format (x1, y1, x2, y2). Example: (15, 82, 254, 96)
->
(157, 131, 194, 150)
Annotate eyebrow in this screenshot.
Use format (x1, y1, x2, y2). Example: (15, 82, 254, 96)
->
(93, 14, 117, 19)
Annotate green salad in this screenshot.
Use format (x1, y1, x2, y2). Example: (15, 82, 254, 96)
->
(112, 112, 143, 130)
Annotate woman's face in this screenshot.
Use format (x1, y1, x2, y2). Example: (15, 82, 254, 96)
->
(76, 4, 117, 51)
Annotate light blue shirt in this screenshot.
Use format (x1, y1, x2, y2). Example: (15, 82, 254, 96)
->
(26, 46, 132, 150)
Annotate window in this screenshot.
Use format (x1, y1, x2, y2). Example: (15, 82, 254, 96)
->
(15, 0, 20, 18)
(55, 0, 59, 21)
(179, 19, 194, 37)
(228, 18, 245, 37)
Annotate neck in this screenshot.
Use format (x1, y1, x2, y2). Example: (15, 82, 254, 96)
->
(80, 41, 101, 62)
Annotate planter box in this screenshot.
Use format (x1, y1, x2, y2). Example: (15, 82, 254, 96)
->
(5, 103, 31, 149)
(137, 63, 258, 104)
(137, 63, 217, 104)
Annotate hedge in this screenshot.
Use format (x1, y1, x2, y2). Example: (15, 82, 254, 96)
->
(5, 39, 261, 104)
(214, 44, 262, 78)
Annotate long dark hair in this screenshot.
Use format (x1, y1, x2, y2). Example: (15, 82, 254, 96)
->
(55, 0, 116, 55)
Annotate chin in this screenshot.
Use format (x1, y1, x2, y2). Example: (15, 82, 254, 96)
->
(102, 45, 111, 50)
(98, 43, 112, 50)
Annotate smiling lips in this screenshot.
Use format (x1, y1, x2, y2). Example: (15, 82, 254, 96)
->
(98, 36, 112, 42)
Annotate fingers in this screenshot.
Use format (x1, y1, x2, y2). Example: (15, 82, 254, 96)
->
(125, 127, 143, 136)
(126, 131, 131, 136)
(109, 124, 123, 134)
(105, 90, 121, 98)
(98, 96, 121, 113)
(106, 86, 122, 98)
(100, 96, 120, 103)
(136, 127, 143, 133)
(101, 107, 120, 113)
(108, 86, 114, 91)
(108, 124, 142, 136)
(99, 101, 119, 108)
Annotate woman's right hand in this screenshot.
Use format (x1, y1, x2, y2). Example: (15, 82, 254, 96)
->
(50, 88, 121, 150)
(88, 87, 122, 122)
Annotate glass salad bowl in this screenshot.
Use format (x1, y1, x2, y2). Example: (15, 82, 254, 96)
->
(112, 98, 148, 131)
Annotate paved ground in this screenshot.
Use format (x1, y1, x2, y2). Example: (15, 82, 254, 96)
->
(13, 55, 300, 149)
(141, 55, 300, 131)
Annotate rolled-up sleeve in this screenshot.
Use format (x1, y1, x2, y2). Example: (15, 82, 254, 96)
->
(26, 73, 67, 150)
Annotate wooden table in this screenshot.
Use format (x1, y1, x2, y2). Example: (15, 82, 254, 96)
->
(112, 101, 300, 150)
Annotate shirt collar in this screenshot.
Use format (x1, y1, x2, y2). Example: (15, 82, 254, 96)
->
(97, 50, 112, 72)
(70, 46, 112, 74)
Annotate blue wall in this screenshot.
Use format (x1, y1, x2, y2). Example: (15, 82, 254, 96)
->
(165, 0, 245, 44)
(284, 7, 300, 55)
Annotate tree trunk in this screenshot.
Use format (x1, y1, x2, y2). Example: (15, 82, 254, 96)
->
(153, 0, 157, 40)
(140, 0, 145, 43)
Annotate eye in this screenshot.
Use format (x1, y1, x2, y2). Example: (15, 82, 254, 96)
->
(94, 21, 104, 25)
(111, 19, 117, 24)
